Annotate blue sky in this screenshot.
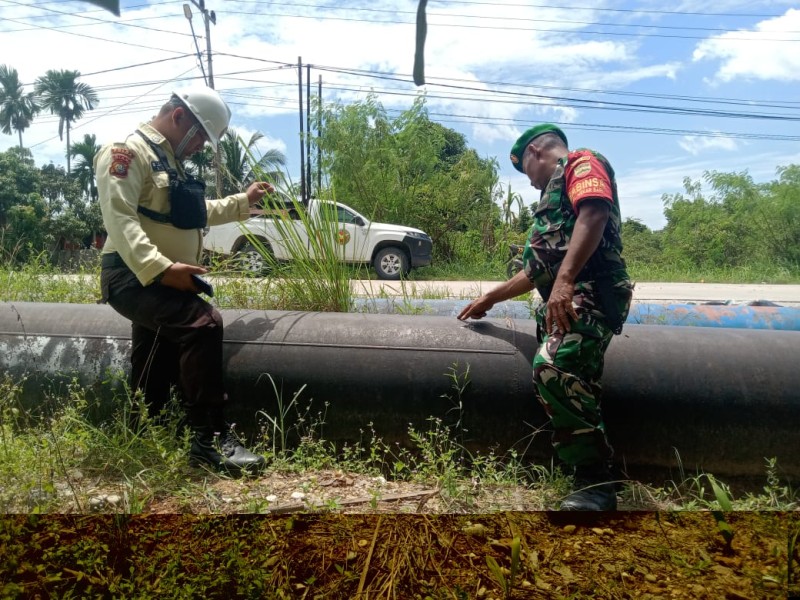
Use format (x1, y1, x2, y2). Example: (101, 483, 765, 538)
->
(1, 0, 799, 230)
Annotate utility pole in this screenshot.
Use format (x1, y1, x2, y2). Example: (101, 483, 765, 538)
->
(317, 74, 322, 194)
(298, 57, 306, 205)
(185, 0, 215, 86)
(182, 4, 206, 85)
(306, 64, 311, 200)
(183, 0, 221, 194)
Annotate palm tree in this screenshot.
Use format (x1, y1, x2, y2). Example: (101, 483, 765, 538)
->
(34, 69, 98, 174)
(218, 129, 287, 197)
(185, 145, 214, 181)
(69, 133, 101, 202)
(0, 64, 39, 149)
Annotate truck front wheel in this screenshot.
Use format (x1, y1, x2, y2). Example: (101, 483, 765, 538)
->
(236, 242, 271, 275)
(374, 247, 409, 280)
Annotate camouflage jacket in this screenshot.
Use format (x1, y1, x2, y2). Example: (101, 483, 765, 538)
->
(522, 149, 628, 296)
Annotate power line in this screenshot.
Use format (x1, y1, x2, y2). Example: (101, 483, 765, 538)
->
(212, 52, 800, 111)
(80, 55, 195, 78)
(1, 16, 193, 53)
(1, 0, 196, 37)
(216, 9, 800, 42)
(386, 110, 800, 142)
(222, 95, 800, 142)
(13, 59, 800, 152)
(27, 68, 199, 149)
(22, 54, 792, 127)
(222, 1, 800, 35)
(307, 63, 800, 111)
(25, 90, 800, 145)
(9, 0, 786, 19)
(235, 0, 787, 19)
(5, 0, 795, 44)
(314, 67, 800, 121)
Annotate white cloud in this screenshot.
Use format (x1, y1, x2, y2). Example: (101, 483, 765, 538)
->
(693, 9, 800, 82)
(678, 135, 740, 156)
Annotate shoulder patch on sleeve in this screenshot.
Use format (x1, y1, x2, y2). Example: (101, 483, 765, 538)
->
(109, 147, 135, 179)
(573, 162, 592, 178)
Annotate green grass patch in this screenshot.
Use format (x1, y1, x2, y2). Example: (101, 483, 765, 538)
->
(626, 261, 800, 284)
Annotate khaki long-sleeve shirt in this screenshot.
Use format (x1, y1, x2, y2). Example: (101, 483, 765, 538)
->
(95, 123, 250, 285)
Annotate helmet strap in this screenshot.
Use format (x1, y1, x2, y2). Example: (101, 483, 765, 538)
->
(175, 124, 201, 158)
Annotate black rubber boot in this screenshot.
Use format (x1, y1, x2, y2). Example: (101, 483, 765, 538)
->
(189, 429, 267, 476)
(559, 465, 618, 511)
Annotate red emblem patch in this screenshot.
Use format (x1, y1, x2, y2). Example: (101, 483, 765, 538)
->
(109, 147, 134, 178)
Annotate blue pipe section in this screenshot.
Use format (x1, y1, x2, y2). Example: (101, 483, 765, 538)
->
(627, 302, 800, 330)
(353, 299, 800, 330)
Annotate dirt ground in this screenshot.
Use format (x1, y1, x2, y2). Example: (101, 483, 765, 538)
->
(3, 510, 796, 599)
(14, 469, 793, 599)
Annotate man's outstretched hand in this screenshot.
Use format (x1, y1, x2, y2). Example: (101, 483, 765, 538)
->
(246, 181, 275, 206)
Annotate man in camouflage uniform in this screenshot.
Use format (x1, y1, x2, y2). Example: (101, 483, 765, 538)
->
(458, 124, 633, 511)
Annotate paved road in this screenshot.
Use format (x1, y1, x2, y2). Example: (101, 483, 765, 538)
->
(352, 280, 800, 306)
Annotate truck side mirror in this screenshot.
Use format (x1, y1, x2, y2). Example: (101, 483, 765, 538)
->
(354, 216, 366, 227)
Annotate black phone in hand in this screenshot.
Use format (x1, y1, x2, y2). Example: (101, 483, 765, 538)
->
(191, 274, 214, 297)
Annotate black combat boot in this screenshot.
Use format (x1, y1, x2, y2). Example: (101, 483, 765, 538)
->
(189, 428, 267, 476)
(559, 465, 618, 511)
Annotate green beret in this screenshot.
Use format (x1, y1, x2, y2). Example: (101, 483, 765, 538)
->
(509, 124, 568, 172)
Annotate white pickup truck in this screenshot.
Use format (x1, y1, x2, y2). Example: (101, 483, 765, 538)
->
(203, 198, 433, 280)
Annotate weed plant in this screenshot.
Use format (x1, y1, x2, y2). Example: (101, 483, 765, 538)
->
(0, 374, 188, 513)
(0, 252, 100, 304)
(0, 371, 797, 516)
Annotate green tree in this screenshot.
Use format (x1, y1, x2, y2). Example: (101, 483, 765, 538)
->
(660, 167, 800, 270)
(0, 64, 39, 149)
(0, 146, 101, 261)
(621, 218, 662, 266)
(218, 129, 287, 197)
(317, 94, 498, 262)
(34, 69, 98, 175)
(69, 133, 101, 201)
(38, 162, 91, 250)
(0, 147, 46, 260)
(766, 165, 800, 265)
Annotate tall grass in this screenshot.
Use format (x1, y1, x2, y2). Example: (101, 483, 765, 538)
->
(230, 147, 357, 312)
(238, 195, 356, 312)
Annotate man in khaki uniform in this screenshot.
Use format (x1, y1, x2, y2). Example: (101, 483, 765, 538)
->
(95, 87, 273, 474)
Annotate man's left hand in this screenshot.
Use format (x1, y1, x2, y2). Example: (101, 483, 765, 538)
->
(246, 181, 275, 206)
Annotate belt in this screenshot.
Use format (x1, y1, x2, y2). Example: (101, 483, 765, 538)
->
(101, 252, 129, 269)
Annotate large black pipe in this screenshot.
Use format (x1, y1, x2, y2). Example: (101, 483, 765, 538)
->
(0, 302, 798, 484)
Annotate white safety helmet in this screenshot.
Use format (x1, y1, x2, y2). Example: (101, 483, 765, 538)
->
(173, 87, 231, 150)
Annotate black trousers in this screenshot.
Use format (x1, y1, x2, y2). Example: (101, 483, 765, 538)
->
(100, 265, 230, 430)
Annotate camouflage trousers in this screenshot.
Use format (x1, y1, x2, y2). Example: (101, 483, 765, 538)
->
(533, 279, 633, 467)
